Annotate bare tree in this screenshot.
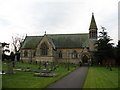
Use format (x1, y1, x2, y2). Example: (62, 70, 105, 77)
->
(12, 34, 25, 63)
(12, 34, 25, 53)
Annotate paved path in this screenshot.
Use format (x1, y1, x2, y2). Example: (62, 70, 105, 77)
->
(47, 66, 89, 88)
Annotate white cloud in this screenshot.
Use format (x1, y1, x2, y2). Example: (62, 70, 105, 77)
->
(0, 0, 119, 45)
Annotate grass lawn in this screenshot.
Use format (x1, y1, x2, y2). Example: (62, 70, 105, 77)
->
(2, 61, 79, 88)
(83, 66, 118, 88)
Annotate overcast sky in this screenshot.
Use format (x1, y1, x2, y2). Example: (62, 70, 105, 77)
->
(0, 0, 119, 45)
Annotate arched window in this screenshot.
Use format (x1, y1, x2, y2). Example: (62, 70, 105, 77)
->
(41, 43, 48, 56)
(59, 51, 62, 58)
(72, 50, 78, 59)
(24, 50, 28, 57)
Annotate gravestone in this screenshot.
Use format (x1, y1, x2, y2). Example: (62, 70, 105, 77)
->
(7, 52, 15, 74)
(38, 61, 41, 70)
(43, 62, 48, 70)
(46, 62, 49, 70)
(7, 61, 13, 74)
(51, 62, 54, 71)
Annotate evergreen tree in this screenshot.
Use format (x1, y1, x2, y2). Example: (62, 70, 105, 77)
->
(94, 26, 114, 65)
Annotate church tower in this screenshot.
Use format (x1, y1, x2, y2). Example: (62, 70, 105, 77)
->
(89, 13, 98, 51)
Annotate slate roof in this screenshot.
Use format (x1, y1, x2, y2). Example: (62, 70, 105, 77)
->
(21, 36, 43, 49)
(21, 33, 89, 49)
(89, 13, 97, 30)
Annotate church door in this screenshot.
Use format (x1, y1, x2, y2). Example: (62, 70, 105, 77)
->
(82, 55, 88, 63)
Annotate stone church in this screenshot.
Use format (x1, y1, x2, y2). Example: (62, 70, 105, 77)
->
(20, 13, 98, 64)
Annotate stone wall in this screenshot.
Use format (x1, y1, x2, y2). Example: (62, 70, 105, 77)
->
(35, 56, 54, 62)
(55, 48, 84, 63)
(56, 58, 81, 63)
(89, 38, 97, 51)
(20, 49, 36, 62)
(20, 47, 91, 63)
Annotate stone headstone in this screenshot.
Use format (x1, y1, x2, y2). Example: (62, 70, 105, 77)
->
(7, 61, 13, 74)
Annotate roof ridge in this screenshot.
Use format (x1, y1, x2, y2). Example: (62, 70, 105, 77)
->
(25, 33, 89, 37)
(47, 33, 88, 36)
(27, 36, 43, 37)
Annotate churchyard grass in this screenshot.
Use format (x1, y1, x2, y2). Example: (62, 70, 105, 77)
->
(83, 66, 118, 88)
(2, 61, 79, 88)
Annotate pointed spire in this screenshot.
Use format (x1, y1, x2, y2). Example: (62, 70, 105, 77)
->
(92, 12, 94, 15)
(89, 13, 97, 30)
